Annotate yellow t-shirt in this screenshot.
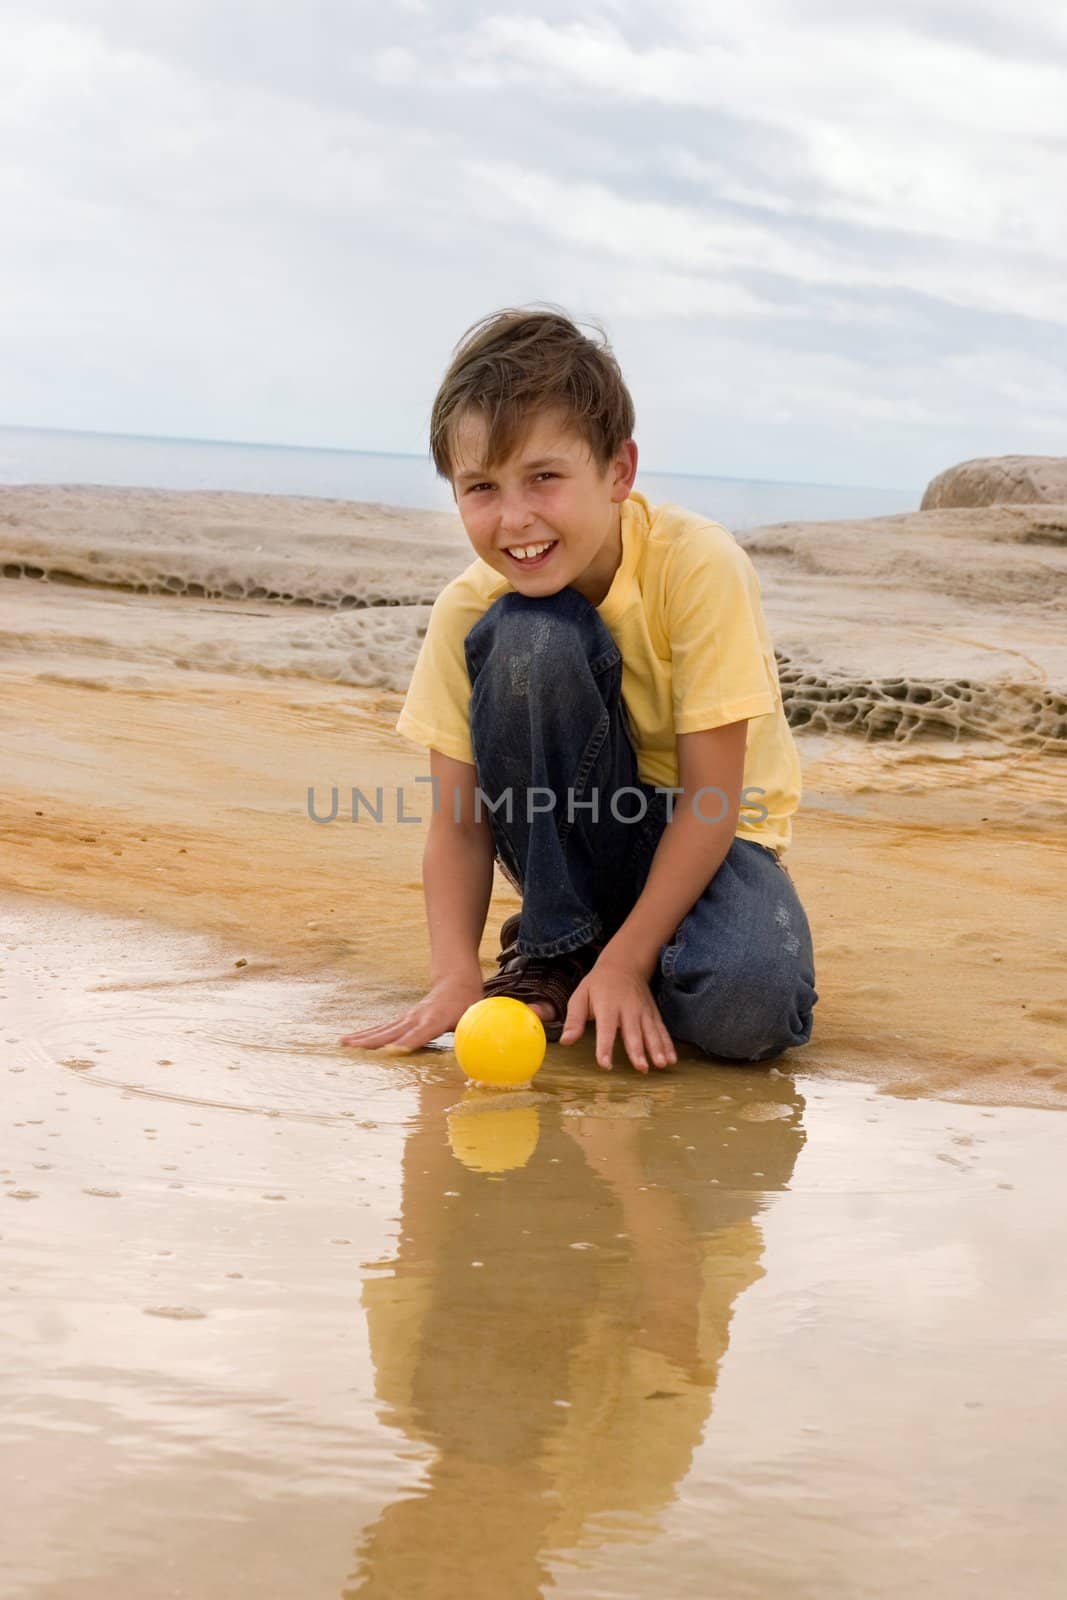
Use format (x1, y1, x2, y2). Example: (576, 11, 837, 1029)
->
(395, 490, 801, 854)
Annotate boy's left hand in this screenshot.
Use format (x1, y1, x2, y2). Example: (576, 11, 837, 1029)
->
(559, 954, 677, 1074)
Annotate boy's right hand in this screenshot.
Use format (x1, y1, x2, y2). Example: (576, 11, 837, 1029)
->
(338, 973, 487, 1055)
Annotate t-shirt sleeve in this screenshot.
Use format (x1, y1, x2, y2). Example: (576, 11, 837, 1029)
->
(665, 524, 779, 734)
(394, 584, 479, 764)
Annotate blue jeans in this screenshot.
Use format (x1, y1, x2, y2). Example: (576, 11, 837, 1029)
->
(464, 587, 818, 1063)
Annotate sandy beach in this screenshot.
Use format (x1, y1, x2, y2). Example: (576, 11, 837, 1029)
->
(3, 484, 1066, 1597)
(3, 485, 1065, 1100)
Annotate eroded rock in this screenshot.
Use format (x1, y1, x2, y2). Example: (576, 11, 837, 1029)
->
(921, 456, 1067, 511)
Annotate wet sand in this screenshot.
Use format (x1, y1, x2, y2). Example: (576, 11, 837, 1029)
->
(2, 487, 1066, 1596)
(3, 671, 1065, 1106)
(5, 894, 1067, 1598)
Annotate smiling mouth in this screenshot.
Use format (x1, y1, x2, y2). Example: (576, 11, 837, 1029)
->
(504, 541, 558, 570)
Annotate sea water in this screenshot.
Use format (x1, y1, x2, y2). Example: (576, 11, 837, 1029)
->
(0, 424, 918, 529)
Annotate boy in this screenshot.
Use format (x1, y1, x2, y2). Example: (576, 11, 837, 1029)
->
(341, 307, 817, 1074)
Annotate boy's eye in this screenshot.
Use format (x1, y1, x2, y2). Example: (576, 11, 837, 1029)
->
(466, 472, 556, 495)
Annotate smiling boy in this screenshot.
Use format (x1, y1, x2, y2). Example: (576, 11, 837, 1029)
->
(341, 306, 817, 1073)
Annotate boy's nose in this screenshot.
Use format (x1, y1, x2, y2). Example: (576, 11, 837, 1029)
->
(498, 496, 535, 539)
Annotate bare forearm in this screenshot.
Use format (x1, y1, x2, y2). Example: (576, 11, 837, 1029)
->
(604, 803, 735, 979)
(422, 824, 495, 984)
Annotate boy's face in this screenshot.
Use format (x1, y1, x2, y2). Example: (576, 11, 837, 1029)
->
(450, 408, 638, 606)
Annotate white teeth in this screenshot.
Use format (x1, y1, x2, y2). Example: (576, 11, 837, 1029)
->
(508, 541, 554, 561)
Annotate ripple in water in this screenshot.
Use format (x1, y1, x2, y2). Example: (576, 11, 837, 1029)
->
(33, 1006, 428, 1127)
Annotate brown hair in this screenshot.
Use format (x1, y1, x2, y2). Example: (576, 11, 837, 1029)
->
(429, 303, 636, 484)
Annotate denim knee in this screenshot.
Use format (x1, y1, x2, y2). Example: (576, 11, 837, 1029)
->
(466, 588, 619, 692)
(655, 948, 817, 1064)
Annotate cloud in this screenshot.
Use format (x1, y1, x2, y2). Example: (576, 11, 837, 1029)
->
(0, 1, 1064, 489)
(458, 157, 1067, 325)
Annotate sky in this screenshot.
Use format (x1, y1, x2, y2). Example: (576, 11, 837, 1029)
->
(2, 0, 1065, 491)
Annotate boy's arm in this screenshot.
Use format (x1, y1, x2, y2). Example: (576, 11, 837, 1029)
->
(422, 748, 496, 985)
(338, 749, 495, 1052)
(599, 719, 748, 981)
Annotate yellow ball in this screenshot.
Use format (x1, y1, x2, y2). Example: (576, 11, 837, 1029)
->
(447, 1106, 541, 1173)
(453, 996, 547, 1087)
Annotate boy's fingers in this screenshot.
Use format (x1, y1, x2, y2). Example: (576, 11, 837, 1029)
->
(643, 1007, 674, 1066)
(595, 1014, 618, 1071)
(652, 1011, 675, 1062)
(641, 1013, 666, 1069)
(340, 1021, 408, 1046)
(621, 1014, 649, 1074)
(381, 1021, 441, 1054)
(341, 1015, 426, 1048)
(560, 984, 589, 1043)
(341, 1017, 407, 1037)
(381, 1032, 422, 1054)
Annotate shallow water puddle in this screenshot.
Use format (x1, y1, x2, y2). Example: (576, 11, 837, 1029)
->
(2, 893, 1065, 1598)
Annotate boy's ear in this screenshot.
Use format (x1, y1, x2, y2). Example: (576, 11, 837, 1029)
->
(610, 439, 639, 502)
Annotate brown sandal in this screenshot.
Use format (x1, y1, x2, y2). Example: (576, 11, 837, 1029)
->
(483, 913, 602, 1042)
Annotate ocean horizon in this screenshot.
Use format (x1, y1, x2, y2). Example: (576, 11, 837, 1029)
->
(0, 423, 919, 531)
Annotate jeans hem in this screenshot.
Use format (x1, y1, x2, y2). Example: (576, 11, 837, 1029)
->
(515, 917, 603, 960)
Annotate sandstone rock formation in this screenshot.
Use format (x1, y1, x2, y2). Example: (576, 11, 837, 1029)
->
(740, 504, 1067, 753)
(921, 456, 1067, 511)
(2, 486, 1065, 754)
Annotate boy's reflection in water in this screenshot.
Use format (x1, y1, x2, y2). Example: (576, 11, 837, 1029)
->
(346, 1067, 805, 1599)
